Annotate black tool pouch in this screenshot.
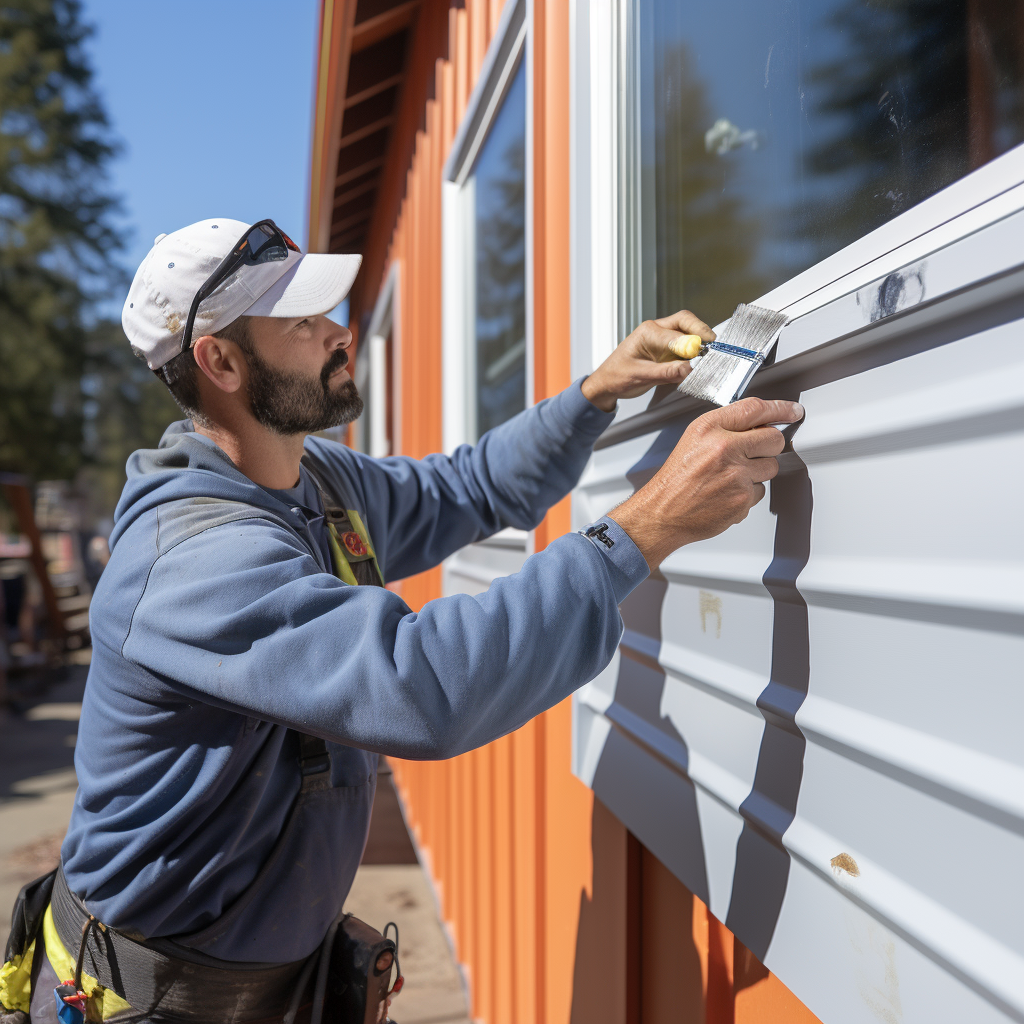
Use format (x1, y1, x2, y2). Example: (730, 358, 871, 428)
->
(1, 868, 58, 1022)
(323, 916, 401, 1024)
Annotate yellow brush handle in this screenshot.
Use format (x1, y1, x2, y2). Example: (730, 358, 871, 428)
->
(667, 334, 704, 361)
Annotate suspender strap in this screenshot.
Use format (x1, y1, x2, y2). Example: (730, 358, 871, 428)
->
(293, 456, 381, 790)
(301, 455, 385, 587)
(297, 734, 331, 792)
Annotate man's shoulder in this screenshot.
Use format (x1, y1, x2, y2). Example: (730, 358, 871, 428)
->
(104, 496, 265, 581)
(154, 497, 288, 556)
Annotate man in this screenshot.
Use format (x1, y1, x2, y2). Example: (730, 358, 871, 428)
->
(5, 219, 800, 1023)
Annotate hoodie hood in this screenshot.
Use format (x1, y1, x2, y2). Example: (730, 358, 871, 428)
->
(110, 421, 306, 552)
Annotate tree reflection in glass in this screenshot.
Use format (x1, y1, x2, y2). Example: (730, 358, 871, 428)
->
(646, 39, 769, 332)
(641, 0, 1024, 328)
(471, 60, 527, 440)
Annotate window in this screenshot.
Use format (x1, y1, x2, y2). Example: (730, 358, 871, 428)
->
(639, 0, 1024, 329)
(443, 0, 528, 451)
(468, 59, 527, 440)
(441, 0, 531, 593)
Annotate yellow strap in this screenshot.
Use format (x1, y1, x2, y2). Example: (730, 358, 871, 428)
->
(327, 510, 384, 586)
(346, 509, 384, 584)
(327, 526, 359, 585)
(42, 904, 132, 1019)
(0, 940, 35, 1013)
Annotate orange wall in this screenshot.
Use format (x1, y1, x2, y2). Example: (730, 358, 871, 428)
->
(326, 1, 822, 1021)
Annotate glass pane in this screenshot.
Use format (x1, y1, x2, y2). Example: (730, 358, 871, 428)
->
(641, 0, 1024, 329)
(471, 58, 527, 440)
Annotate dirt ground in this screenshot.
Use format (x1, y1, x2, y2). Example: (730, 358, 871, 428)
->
(0, 662, 470, 1024)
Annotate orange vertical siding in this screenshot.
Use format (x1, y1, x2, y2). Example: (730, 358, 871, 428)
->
(307, 0, 357, 254)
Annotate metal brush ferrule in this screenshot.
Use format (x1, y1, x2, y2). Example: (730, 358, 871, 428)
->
(704, 341, 765, 364)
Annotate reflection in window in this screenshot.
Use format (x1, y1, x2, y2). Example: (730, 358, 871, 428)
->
(470, 59, 527, 441)
(641, 0, 1024, 328)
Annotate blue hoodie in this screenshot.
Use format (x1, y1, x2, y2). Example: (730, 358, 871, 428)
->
(61, 380, 649, 964)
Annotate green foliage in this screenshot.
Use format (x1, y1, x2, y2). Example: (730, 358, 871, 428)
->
(79, 319, 182, 520)
(798, 0, 1024, 262)
(0, 0, 178, 518)
(0, 0, 111, 473)
(648, 42, 768, 331)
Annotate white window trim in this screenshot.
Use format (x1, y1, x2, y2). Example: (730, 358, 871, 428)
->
(363, 261, 399, 459)
(441, 0, 530, 455)
(571, 0, 621, 380)
(572, 0, 1024, 427)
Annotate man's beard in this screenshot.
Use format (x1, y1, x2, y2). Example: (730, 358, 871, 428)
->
(245, 347, 363, 435)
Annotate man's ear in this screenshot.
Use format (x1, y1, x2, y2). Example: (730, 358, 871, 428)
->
(192, 335, 245, 393)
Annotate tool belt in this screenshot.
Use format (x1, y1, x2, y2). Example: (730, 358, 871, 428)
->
(1, 864, 400, 1023)
(51, 864, 314, 1021)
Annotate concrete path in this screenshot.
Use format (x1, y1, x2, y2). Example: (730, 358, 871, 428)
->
(348, 761, 472, 1024)
(0, 667, 85, 951)
(0, 666, 471, 1024)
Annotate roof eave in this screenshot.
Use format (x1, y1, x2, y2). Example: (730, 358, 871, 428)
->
(308, 0, 358, 254)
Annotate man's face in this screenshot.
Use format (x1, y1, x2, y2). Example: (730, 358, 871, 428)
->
(242, 314, 363, 434)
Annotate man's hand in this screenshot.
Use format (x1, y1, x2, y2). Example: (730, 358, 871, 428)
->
(608, 398, 804, 571)
(581, 310, 716, 412)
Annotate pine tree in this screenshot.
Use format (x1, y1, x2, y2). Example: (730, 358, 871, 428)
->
(79, 318, 180, 522)
(0, 0, 121, 478)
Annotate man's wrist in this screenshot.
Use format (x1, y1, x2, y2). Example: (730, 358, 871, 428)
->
(576, 517, 650, 603)
(607, 492, 688, 572)
(581, 372, 617, 413)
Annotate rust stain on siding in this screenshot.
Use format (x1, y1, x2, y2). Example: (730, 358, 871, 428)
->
(831, 852, 861, 877)
(699, 590, 723, 638)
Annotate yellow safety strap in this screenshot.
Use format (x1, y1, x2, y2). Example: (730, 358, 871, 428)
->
(327, 526, 359, 585)
(0, 940, 35, 1013)
(327, 509, 384, 586)
(41, 904, 132, 1019)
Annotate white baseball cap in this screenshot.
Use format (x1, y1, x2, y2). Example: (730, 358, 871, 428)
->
(122, 218, 362, 370)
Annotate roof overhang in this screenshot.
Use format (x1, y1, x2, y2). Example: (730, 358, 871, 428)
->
(308, 0, 420, 258)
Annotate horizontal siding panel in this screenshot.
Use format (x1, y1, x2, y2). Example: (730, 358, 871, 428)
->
(574, 175, 1024, 1023)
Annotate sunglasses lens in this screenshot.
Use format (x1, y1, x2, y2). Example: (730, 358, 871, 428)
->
(246, 224, 274, 249)
(254, 244, 288, 263)
(248, 227, 290, 263)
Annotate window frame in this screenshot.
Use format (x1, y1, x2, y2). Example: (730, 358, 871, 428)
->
(442, 0, 531, 454)
(358, 261, 400, 459)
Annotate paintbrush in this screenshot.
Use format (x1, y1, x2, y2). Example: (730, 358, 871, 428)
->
(677, 303, 789, 406)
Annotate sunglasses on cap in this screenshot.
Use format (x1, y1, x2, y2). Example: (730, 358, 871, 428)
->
(180, 219, 301, 353)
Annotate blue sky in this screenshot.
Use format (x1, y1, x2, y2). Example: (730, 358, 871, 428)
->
(81, 0, 320, 307)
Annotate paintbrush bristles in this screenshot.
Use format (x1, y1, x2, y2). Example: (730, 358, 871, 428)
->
(718, 302, 789, 356)
(677, 303, 789, 406)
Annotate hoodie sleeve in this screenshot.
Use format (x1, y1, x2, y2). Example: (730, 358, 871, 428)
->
(309, 379, 615, 581)
(121, 512, 649, 759)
